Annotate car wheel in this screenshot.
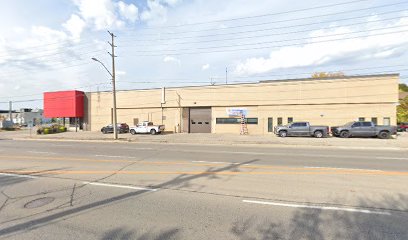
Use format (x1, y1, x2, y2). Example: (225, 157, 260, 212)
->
(130, 129, 136, 135)
(378, 131, 390, 139)
(339, 131, 350, 138)
(314, 131, 323, 138)
(279, 131, 287, 138)
(150, 129, 157, 135)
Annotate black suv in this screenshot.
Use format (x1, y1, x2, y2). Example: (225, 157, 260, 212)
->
(101, 123, 129, 134)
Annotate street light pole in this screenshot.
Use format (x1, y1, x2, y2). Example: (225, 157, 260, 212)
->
(91, 31, 118, 140)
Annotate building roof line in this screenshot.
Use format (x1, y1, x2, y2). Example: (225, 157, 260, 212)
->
(87, 73, 400, 94)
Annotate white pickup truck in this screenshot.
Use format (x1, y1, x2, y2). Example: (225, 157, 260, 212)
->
(129, 121, 165, 135)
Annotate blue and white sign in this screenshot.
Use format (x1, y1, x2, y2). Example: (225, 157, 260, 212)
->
(226, 108, 248, 117)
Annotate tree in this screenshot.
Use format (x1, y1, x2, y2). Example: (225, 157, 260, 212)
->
(399, 83, 408, 92)
(397, 96, 408, 123)
(311, 72, 345, 78)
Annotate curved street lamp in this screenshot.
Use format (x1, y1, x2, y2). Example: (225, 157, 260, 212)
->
(92, 57, 118, 140)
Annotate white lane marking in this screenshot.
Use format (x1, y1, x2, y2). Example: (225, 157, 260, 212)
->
(177, 149, 407, 160)
(83, 182, 157, 191)
(121, 147, 154, 150)
(303, 166, 383, 172)
(242, 200, 391, 215)
(28, 151, 56, 155)
(95, 155, 136, 159)
(53, 144, 73, 147)
(0, 173, 38, 179)
(375, 157, 408, 160)
(192, 160, 240, 165)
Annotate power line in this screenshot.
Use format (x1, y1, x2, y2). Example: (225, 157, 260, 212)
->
(122, 29, 408, 56)
(123, 3, 408, 38)
(136, 0, 370, 29)
(120, 14, 407, 46)
(0, 55, 105, 78)
(122, 25, 408, 53)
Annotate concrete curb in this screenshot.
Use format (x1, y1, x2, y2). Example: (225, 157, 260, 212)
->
(10, 137, 407, 151)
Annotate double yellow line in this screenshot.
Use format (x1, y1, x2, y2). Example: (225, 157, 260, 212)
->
(0, 155, 407, 176)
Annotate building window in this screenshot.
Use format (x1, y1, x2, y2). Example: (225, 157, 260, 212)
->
(358, 117, 365, 122)
(277, 117, 283, 125)
(288, 117, 293, 123)
(371, 117, 377, 125)
(383, 117, 390, 126)
(246, 118, 258, 124)
(216, 118, 258, 124)
(268, 118, 273, 132)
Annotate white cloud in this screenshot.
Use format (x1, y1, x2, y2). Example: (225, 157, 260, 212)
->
(163, 56, 181, 65)
(63, 14, 86, 41)
(116, 70, 126, 75)
(140, 0, 168, 25)
(202, 64, 210, 70)
(234, 17, 408, 76)
(161, 0, 182, 6)
(117, 1, 139, 22)
(73, 0, 124, 30)
(13, 27, 25, 34)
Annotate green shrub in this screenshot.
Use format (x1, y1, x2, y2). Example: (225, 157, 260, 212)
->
(43, 128, 50, 134)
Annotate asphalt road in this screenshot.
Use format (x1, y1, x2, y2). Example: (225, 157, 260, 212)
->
(0, 139, 407, 239)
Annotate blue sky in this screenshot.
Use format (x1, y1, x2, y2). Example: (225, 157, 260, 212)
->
(0, 0, 408, 110)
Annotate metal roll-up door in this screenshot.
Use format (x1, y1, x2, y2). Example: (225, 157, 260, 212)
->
(189, 108, 211, 133)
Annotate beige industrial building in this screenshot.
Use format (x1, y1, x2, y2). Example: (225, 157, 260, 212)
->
(83, 74, 399, 134)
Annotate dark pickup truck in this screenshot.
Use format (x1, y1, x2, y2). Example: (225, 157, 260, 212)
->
(331, 121, 397, 139)
(274, 122, 329, 138)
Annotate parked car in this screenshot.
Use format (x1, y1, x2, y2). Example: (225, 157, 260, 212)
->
(274, 122, 329, 138)
(101, 123, 129, 134)
(129, 121, 165, 135)
(331, 121, 397, 139)
(397, 122, 408, 132)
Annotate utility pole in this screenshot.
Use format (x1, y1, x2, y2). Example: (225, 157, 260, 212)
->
(8, 101, 13, 123)
(225, 67, 228, 84)
(176, 92, 182, 133)
(108, 31, 118, 140)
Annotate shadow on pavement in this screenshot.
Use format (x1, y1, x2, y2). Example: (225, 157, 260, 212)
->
(231, 195, 408, 240)
(102, 227, 179, 240)
(0, 159, 258, 237)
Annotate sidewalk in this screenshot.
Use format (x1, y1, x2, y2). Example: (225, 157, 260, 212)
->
(1, 128, 407, 150)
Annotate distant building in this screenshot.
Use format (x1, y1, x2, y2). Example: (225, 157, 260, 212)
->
(13, 108, 47, 126)
(0, 108, 47, 126)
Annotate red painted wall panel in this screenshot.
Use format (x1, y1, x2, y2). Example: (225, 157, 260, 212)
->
(43, 90, 84, 118)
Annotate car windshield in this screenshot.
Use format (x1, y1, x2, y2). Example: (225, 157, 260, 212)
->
(343, 122, 355, 127)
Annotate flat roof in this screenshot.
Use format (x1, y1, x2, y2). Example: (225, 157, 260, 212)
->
(88, 73, 400, 94)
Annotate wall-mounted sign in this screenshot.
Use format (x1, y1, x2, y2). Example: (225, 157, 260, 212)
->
(226, 108, 248, 117)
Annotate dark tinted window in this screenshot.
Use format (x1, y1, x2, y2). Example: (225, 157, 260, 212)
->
(216, 118, 258, 124)
(288, 117, 293, 123)
(351, 122, 361, 127)
(277, 117, 283, 125)
(371, 118, 377, 125)
(362, 122, 372, 127)
(268, 118, 273, 132)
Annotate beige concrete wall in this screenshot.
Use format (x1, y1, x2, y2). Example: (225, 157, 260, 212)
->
(85, 74, 399, 133)
(212, 103, 396, 135)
